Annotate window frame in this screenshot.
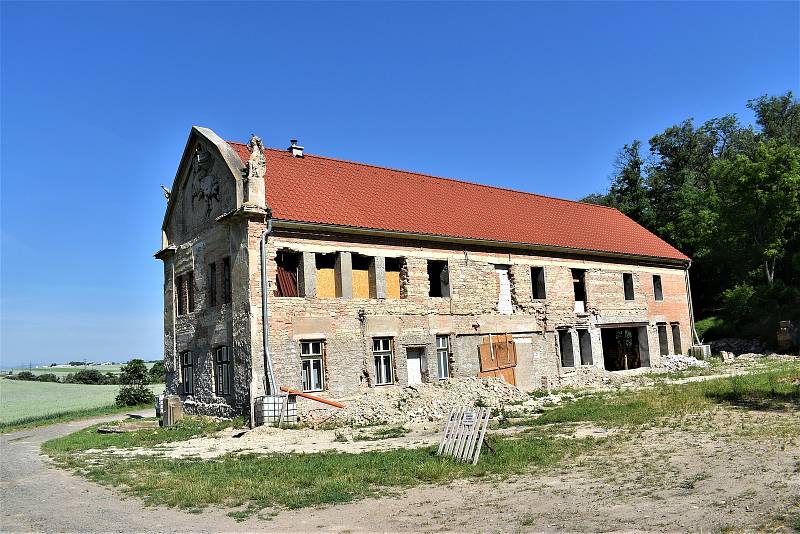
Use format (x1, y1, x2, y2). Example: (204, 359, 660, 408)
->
(180, 350, 194, 396)
(372, 337, 394, 386)
(435, 335, 450, 380)
(558, 329, 575, 368)
(300, 340, 325, 393)
(214, 346, 232, 396)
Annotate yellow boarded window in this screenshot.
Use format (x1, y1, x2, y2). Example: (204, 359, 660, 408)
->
(385, 257, 402, 299)
(316, 253, 336, 298)
(352, 254, 372, 299)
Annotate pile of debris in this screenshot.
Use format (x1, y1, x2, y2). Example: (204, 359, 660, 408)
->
(660, 354, 711, 371)
(320, 377, 528, 426)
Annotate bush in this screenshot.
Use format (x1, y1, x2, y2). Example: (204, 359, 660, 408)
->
(15, 371, 37, 381)
(36, 373, 60, 382)
(115, 385, 154, 407)
(71, 369, 108, 385)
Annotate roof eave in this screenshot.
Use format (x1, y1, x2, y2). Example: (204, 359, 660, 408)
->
(271, 219, 690, 267)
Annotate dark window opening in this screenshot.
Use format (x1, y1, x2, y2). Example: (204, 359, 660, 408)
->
(187, 271, 194, 312)
(531, 266, 546, 299)
(177, 275, 187, 316)
(207, 262, 217, 307)
(623, 273, 634, 301)
(572, 269, 586, 312)
(559, 330, 574, 368)
(180, 350, 194, 395)
(657, 323, 669, 356)
(214, 346, 232, 395)
(427, 260, 450, 298)
(222, 257, 232, 304)
(653, 275, 664, 301)
(671, 323, 682, 354)
(578, 329, 593, 365)
(352, 254, 376, 299)
(275, 250, 300, 297)
(601, 328, 640, 371)
(385, 257, 405, 299)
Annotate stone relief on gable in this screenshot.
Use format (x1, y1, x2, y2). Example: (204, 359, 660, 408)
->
(190, 144, 220, 218)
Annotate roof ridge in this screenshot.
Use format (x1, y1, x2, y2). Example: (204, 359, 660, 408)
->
(227, 141, 619, 212)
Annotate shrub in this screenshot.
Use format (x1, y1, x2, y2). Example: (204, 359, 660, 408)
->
(36, 373, 60, 382)
(72, 369, 107, 385)
(15, 371, 37, 381)
(115, 385, 154, 407)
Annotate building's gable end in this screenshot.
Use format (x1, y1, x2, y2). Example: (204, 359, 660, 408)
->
(162, 127, 246, 247)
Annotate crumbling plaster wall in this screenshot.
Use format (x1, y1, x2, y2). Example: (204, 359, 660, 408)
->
(259, 230, 692, 400)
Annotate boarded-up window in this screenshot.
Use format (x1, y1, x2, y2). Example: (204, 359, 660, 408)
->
(385, 257, 404, 299)
(623, 273, 634, 301)
(653, 275, 664, 301)
(352, 254, 374, 299)
(559, 330, 574, 367)
(275, 250, 300, 297)
(427, 260, 450, 297)
(531, 266, 546, 299)
(316, 253, 336, 298)
(495, 266, 512, 314)
(177, 274, 187, 316)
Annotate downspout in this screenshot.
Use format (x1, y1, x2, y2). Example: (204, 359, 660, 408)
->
(684, 260, 701, 345)
(260, 212, 278, 396)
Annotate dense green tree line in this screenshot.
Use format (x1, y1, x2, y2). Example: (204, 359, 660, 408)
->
(584, 92, 800, 342)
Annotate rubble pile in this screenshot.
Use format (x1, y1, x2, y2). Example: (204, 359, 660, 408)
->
(660, 354, 711, 371)
(710, 338, 768, 355)
(322, 377, 529, 426)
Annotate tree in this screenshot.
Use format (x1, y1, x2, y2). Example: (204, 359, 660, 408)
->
(115, 359, 154, 407)
(748, 92, 800, 146)
(149, 361, 166, 384)
(608, 140, 651, 225)
(714, 141, 800, 286)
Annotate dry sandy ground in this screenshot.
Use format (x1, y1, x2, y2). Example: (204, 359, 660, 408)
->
(233, 408, 800, 533)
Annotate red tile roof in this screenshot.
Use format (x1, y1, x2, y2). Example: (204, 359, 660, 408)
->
(229, 142, 688, 262)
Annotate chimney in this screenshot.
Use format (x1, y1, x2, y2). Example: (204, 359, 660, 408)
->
(288, 139, 304, 158)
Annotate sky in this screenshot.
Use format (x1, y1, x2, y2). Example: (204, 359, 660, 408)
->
(1, 1, 798, 367)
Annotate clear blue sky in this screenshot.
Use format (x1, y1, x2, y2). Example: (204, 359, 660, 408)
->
(1, 1, 797, 367)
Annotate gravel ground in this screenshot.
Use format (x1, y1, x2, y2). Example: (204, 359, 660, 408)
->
(0, 409, 248, 533)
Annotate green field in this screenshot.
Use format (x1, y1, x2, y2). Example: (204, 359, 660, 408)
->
(0, 379, 163, 431)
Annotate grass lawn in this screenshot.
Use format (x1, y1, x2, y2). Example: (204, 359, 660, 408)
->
(42, 361, 800, 517)
(0, 379, 163, 432)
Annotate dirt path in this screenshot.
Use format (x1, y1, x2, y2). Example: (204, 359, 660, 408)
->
(0, 410, 246, 533)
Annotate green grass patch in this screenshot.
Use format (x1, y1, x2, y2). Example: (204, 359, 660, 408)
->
(48, 427, 594, 512)
(43, 416, 242, 454)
